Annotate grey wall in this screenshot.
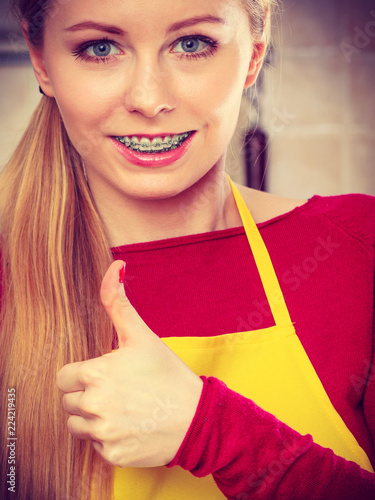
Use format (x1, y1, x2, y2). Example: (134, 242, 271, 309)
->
(262, 0, 375, 197)
(0, 0, 39, 169)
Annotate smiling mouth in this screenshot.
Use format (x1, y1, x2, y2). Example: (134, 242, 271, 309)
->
(114, 131, 194, 154)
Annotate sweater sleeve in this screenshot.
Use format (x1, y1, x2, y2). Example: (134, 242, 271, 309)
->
(168, 376, 375, 500)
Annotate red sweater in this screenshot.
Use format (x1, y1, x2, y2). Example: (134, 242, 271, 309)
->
(112, 193, 375, 499)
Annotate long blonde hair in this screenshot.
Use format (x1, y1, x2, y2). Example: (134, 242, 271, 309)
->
(0, 97, 114, 498)
(1, 0, 274, 498)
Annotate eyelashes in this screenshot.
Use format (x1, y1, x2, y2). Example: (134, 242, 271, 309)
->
(71, 35, 219, 64)
(71, 37, 122, 63)
(171, 35, 219, 60)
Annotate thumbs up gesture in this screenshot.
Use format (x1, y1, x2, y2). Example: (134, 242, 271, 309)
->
(57, 260, 203, 468)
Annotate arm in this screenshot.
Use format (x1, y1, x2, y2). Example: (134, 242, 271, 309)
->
(58, 259, 375, 498)
(169, 376, 375, 500)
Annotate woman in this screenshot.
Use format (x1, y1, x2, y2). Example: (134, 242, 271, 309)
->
(1, 0, 374, 498)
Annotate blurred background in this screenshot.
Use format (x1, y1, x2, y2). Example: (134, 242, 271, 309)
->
(1, 0, 375, 198)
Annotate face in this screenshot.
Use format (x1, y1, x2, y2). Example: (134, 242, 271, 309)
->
(33, 0, 263, 202)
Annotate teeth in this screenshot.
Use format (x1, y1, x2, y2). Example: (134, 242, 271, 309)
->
(115, 132, 192, 153)
(150, 137, 164, 151)
(126, 136, 139, 150)
(139, 138, 151, 152)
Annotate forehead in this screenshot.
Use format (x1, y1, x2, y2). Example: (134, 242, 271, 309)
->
(46, 0, 247, 34)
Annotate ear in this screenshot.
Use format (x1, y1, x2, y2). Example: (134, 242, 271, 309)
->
(22, 21, 54, 97)
(244, 37, 267, 90)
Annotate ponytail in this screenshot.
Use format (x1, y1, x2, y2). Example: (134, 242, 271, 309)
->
(0, 96, 114, 499)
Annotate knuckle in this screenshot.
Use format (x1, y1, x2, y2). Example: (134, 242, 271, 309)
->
(80, 395, 98, 417)
(101, 446, 124, 468)
(90, 420, 110, 442)
(56, 370, 64, 389)
(67, 415, 83, 435)
(77, 362, 102, 386)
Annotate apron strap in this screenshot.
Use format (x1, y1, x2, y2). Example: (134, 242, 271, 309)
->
(227, 176, 292, 328)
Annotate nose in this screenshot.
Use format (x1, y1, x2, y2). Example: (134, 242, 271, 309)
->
(124, 62, 176, 118)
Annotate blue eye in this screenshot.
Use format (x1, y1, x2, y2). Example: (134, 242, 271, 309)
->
(174, 38, 208, 54)
(72, 39, 122, 63)
(90, 42, 112, 57)
(86, 41, 120, 58)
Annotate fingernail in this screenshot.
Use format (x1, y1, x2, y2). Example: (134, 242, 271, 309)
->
(119, 263, 126, 284)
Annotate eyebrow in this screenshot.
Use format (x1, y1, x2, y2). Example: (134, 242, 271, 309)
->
(65, 22, 125, 35)
(65, 15, 226, 36)
(166, 15, 226, 35)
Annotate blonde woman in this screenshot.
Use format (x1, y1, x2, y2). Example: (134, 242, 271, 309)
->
(1, 0, 374, 499)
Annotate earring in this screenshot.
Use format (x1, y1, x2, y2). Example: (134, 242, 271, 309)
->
(39, 86, 46, 96)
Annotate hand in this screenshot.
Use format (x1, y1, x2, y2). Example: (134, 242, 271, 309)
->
(57, 260, 203, 468)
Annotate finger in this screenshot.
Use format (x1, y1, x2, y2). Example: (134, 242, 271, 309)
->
(57, 361, 86, 393)
(100, 260, 152, 347)
(62, 391, 94, 418)
(66, 414, 96, 441)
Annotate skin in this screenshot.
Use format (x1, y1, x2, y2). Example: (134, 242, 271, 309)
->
(26, 0, 304, 247)
(58, 259, 203, 467)
(26, 0, 306, 468)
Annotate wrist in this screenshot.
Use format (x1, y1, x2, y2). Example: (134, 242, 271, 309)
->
(167, 376, 218, 469)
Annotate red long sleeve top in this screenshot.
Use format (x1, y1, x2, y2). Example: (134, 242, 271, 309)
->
(111, 193, 375, 499)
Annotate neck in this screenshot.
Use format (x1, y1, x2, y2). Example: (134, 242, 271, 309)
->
(89, 164, 242, 247)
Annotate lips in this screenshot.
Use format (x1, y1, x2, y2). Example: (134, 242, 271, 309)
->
(111, 131, 196, 167)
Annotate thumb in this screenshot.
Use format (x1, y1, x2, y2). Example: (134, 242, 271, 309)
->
(100, 260, 151, 347)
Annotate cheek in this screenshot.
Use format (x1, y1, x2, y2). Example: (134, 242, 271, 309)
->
(51, 72, 115, 158)
(55, 96, 104, 157)
(184, 65, 245, 142)
(45, 55, 115, 138)
(182, 50, 246, 117)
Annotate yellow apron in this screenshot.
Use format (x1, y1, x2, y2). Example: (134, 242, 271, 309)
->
(113, 177, 373, 499)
